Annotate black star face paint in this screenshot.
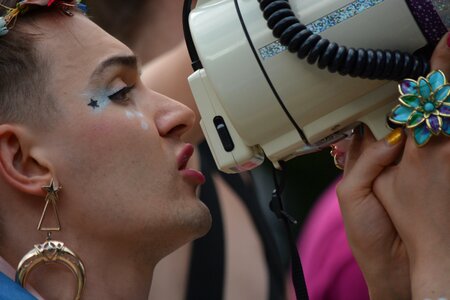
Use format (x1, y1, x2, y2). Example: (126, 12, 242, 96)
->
(88, 99, 99, 109)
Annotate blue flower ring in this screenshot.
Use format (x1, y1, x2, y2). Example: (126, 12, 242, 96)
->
(389, 70, 450, 146)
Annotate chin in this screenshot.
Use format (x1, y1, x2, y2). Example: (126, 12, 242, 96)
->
(187, 200, 212, 239)
(195, 204, 212, 238)
(142, 202, 212, 263)
(155, 204, 211, 261)
(174, 199, 212, 242)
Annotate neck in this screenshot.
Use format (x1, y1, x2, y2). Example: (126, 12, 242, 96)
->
(0, 191, 170, 300)
(14, 235, 159, 300)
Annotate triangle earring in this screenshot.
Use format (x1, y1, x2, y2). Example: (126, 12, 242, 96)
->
(37, 178, 61, 232)
(15, 178, 86, 300)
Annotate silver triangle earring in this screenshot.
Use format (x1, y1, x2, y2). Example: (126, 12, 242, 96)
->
(15, 178, 86, 300)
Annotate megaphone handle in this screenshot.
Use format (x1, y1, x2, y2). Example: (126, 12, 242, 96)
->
(358, 102, 395, 140)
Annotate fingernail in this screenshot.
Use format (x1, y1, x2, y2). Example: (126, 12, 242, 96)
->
(384, 128, 403, 146)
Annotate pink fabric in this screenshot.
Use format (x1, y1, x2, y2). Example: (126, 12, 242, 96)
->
(291, 179, 369, 300)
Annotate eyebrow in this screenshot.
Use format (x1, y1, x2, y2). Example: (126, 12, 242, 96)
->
(90, 55, 138, 80)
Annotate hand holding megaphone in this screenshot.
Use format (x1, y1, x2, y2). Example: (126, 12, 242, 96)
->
(337, 32, 450, 299)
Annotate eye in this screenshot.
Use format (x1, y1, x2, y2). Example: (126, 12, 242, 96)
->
(108, 85, 135, 103)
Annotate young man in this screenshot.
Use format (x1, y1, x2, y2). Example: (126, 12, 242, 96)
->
(0, 1, 210, 298)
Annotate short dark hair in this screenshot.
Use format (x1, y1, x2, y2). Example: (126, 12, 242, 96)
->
(0, 0, 56, 126)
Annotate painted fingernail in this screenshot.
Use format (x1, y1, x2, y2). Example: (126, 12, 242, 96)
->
(384, 128, 403, 146)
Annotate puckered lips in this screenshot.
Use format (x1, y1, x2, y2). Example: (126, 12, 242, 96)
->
(177, 144, 205, 185)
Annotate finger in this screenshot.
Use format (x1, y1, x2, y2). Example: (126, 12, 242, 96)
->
(430, 32, 450, 77)
(338, 128, 405, 199)
(398, 127, 449, 178)
(343, 125, 376, 176)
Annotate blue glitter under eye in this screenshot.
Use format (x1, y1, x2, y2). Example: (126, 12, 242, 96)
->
(87, 85, 135, 111)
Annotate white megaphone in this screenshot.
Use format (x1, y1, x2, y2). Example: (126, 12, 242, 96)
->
(184, 0, 449, 173)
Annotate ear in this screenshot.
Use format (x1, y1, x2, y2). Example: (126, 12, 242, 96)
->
(0, 124, 53, 197)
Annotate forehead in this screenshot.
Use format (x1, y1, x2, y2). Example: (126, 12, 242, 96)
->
(30, 12, 134, 92)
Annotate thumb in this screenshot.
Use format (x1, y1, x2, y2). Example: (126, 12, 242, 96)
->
(337, 128, 405, 200)
(431, 32, 450, 77)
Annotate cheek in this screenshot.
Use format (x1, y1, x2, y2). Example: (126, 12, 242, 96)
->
(125, 109, 150, 131)
(60, 111, 163, 185)
(77, 109, 154, 148)
(56, 113, 172, 230)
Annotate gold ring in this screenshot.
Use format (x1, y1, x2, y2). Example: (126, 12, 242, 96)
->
(16, 239, 85, 300)
(330, 145, 345, 170)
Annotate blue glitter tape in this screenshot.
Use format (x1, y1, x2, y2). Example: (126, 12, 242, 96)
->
(258, 41, 288, 61)
(307, 0, 385, 35)
(259, 0, 385, 60)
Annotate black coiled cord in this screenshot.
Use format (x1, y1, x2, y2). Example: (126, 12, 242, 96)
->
(259, 0, 430, 81)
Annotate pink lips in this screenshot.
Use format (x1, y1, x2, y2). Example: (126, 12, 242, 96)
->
(177, 144, 206, 185)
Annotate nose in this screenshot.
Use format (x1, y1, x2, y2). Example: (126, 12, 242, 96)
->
(153, 91, 196, 138)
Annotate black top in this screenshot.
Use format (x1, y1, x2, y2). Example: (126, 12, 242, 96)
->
(185, 142, 287, 300)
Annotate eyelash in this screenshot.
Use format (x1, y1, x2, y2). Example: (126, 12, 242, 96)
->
(108, 85, 135, 103)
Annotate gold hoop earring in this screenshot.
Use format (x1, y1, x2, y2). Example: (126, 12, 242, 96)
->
(15, 179, 86, 300)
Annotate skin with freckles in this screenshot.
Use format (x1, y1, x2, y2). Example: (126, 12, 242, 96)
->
(0, 10, 211, 300)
